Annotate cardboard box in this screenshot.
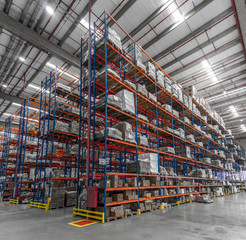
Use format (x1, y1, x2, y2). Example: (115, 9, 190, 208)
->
(112, 193, 123, 202)
(111, 205, 124, 218)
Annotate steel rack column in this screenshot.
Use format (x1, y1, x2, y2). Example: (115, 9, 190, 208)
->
(14, 100, 26, 200)
(91, 23, 97, 186)
(47, 67, 58, 200)
(32, 82, 43, 201)
(154, 64, 161, 203)
(42, 74, 52, 202)
(103, 11, 108, 223)
(182, 101, 188, 176)
(76, 38, 83, 206)
(133, 41, 140, 214)
(37, 78, 48, 202)
(18, 98, 30, 199)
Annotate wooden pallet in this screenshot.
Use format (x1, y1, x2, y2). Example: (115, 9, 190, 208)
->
(125, 211, 138, 217)
(106, 215, 125, 222)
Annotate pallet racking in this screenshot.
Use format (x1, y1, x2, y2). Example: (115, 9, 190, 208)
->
(73, 11, 246, 222)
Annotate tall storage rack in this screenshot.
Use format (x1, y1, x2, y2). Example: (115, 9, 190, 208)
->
(0, 116, 21, 202)
(31, 69, 85, 209)
(73, 11, 246, 222)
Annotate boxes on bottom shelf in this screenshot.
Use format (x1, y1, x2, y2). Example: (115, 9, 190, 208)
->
(111, 205, 124, 218)
(65, 187, 76, 207)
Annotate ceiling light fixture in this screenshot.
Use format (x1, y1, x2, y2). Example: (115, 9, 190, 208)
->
(207, 87, 246, 102)
(169, 2, 185, 23)
(229, 105, 239, 117)
(2, 84, 7, 88)
(223, 91, 227, 94)
(19, 56, 25, 62)
(28, 83, 41, 90)
(46, 5, 54, 15)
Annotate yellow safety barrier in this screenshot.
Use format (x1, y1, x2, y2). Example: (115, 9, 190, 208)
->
(9, 199, 19, 205)
(72, 208, 105, 223)
(30, 198, 50, 211)
(137, 208, 141, 214)
(176, 201, 179, 206)
(0, 198, 2, 202)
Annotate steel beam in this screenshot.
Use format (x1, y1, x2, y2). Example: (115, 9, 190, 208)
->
(122, 0, 173, 44)
(169, 39, 240, 76)
(152, 7, 232, 61)
(143, 0, 214, 50)
(162, 25, 237, 69)
(108, 0, 137, 28)
(58, 0, 97, 46)
(0, 91, 23, 104)
(0, 11, 80, 68)
(179, 51, 244, 85)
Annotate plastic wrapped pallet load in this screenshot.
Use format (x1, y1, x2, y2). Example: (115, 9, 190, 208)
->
(146, 61, 155, 80)
(114, 122, 136, 144)
(116, 89, 135, 115)
(157, 70, 164, 88)
(95, 127, 123, 141)
(137, 83, 148, 96)
(138, 153, 159, 174)
(138, 135, 148, 147)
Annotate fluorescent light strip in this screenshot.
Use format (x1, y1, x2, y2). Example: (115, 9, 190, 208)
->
(207, 87, 246, 102)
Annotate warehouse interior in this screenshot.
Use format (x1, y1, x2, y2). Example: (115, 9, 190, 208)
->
(0, 0, 246, 239)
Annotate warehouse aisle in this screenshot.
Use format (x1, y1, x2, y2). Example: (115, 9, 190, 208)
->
(0, 193, 246, 240)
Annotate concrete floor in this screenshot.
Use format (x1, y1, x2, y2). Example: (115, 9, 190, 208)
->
(0, 193, 246, 240)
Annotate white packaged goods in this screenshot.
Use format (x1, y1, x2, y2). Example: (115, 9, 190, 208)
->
(148, 92, 157, 102)
(162, 104, 172, 113)
(163, 126, 173, 133)
(116, 89, 135, 115)
(137, 83, 148, 96)
(96, 94, 123, 109)
(215, 160, 222, 167)
(183, 94, 189, 107)
(69, 122, 79, 135)
(197, 142, 203, 147)
(164, 76, 172, 85)
(186, 146, 191, 158)
(164, 82, 171, 93)
(95, 127, 122, 141)
(146, 61, 155, 79)
(157, 70, 164, 88)
(114, 122, 136, 144)
(107, 28, 122, 51)
(138, 135, 148, 147)
(71, 107, 80, 115)
(160, 146, 175, 154)
(183, 116, 191, 125)
(124, 80, 136, 90)
(160, 166, 168, 175)
(177, 87, 183, 103)
(177, 128, 185, 139)
(184, 85, 198, 101)
(172, 84, 178, 98)
(136, 60, 146, 72)
(139, 153, 159, 174)
(186, 134, 195, 143)
(137, 114, 149, 122)
(173, 109, 179, 118)
(204, 158, 211, 164)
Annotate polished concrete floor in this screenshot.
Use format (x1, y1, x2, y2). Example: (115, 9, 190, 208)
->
(0, 193, 246, 240)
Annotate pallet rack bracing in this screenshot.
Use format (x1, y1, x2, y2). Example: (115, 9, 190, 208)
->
(72, 11, 246, 222)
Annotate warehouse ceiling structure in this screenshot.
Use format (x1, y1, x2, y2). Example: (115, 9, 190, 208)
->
(0, 0, 245, 141)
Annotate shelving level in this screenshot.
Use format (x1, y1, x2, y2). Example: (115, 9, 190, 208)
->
(73, 11, 246, 222)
